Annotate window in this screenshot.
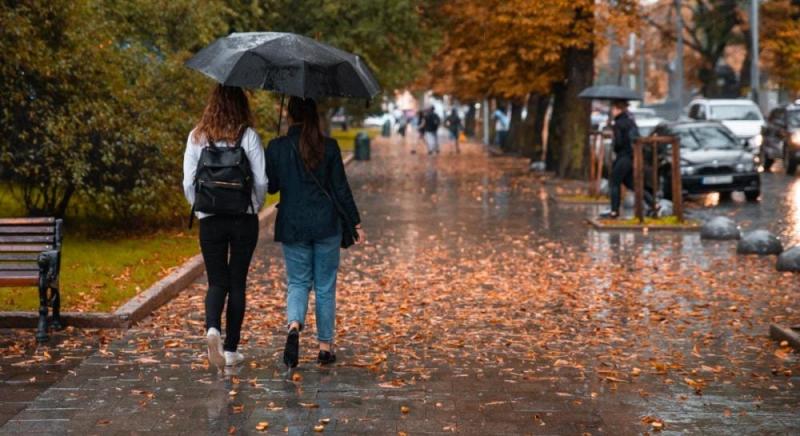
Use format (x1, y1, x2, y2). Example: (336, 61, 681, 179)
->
(708, 104, 763, 121)
(671, 125, 739, 150)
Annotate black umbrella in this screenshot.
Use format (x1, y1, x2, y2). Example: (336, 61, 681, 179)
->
(578, 85, 641, 101)
(186, 32, 381, 101)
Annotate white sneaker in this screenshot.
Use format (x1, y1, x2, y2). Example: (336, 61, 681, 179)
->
(224, 351, 245, 366)
(206, 328, 224, 369)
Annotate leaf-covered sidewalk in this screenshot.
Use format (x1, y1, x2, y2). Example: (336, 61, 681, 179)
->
(1, 137, 798, 435)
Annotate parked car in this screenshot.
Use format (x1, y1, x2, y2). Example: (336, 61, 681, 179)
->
(682, 98, 765, 153)
(647, 121, 760, 201)
(762, 102, 800, 174)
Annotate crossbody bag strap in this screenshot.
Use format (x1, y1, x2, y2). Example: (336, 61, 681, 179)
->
(288, 140, 351, 225)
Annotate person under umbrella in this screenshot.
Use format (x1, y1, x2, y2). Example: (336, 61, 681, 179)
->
(185, 32, 378, 368)
(265, 97, 363, 367)
(600, 99, 657, 218)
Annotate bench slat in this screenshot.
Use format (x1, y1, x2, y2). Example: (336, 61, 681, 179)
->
(0, 226, 55, 235)
(0, 235, 54, 244)
(0, 253, 39, 261)
(0, 218, 55, 225)
(0, 263, 39, 271)
(0, 244, 53, 252)
(0, 271, 39, 286)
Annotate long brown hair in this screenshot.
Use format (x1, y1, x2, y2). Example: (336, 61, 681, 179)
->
(193, 85, 254, 144)
(287, 96, 325, 170)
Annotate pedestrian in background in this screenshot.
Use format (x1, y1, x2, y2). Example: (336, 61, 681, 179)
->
(423, 106, 441, 155)
(600, 99, 657, 219)
(445, 108, 462, 154)
(493, 106, 510, 151)
(183, 85, 267, 369)
(265, 96, 363, 368)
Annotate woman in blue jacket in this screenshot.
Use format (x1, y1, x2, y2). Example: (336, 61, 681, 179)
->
(265, 96, 362, 367)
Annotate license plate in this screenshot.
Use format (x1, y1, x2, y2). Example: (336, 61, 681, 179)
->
(702, 175, 733, 185)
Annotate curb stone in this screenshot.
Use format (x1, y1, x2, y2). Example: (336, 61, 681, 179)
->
(0, 153, 354, 330)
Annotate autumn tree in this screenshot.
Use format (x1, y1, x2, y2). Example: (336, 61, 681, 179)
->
(427, 0, 638, 177)
(762, 0, 800, 95)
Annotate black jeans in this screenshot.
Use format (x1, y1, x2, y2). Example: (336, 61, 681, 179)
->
(609, 154, 654, 213)
(199, 214, 259, 352)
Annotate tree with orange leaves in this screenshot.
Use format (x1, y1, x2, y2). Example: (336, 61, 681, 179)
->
(425, 0, 639, 177)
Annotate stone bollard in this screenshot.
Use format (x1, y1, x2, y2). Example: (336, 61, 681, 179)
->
(700, 216, 740, 240)
(736, 230, 783, 255)
(776, 246, 800, 272)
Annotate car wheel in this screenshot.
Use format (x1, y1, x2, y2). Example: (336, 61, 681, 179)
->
(745, 190, 760, 202)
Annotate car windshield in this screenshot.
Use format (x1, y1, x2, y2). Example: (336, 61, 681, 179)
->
(639, 125, 656, 137)
(788, 110, 800, 128)
(709, 104, 762, 121)
(670, 125, 739, 150)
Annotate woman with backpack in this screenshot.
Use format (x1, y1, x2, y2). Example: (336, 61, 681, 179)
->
(182, 85, 268, 369)
(265, 96, 362, 368)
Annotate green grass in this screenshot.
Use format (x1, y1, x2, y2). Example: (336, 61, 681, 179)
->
(330, 127, 380, 152)
(558, 194, 609, 202)
(0, 230, 199, 312)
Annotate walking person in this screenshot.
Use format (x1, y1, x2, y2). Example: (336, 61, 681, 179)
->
(182, 85, 268, 369)
(423, 106, 441, 155)
(265, 96, 363, 368)
(493, 106, 510, 151)
(600, 99, 657, 219)
(445, 108, 462, 154)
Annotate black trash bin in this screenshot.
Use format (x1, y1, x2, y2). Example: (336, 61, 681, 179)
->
(354, 131, 371, 161)
(381, 120, 391, 137)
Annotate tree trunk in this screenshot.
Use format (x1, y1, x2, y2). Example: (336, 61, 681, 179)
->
(464, 103, 476, 137)
(508, 101, 524, 153)
(519, 93, 549, 160)
(546, 44, 594, 178)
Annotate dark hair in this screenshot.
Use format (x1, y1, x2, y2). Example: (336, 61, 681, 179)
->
(287, 97, 325, 170)
(611, 100, 630, 111)
(193, 85, 253, 144)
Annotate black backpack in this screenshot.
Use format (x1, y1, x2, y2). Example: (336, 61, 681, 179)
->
(189, 129, 254, 227)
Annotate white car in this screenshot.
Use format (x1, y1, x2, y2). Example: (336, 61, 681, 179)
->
(682, 99, 765, 151)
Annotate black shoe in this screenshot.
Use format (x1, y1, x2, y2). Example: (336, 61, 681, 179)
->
(317, 350, 336, 365)
(283, 329, 299, 368)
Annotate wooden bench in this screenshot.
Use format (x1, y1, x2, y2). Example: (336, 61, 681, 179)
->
(0, 218, 64, 342)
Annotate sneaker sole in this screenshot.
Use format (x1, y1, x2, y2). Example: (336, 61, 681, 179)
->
(207, 335, 224, 369)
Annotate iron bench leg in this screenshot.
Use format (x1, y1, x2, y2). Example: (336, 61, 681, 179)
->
(50, 287, 62, 330)
(36, 261, 50, 343)
(36, 250, 60, 342)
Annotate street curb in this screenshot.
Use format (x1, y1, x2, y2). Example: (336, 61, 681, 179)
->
(552, 195, 609, 205)
(586, 217, 701, 232)
(0, 153, 355, 331)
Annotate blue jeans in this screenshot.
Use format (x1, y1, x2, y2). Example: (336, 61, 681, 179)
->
(282, 233, 341, 343)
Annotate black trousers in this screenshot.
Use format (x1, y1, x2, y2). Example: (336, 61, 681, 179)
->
(199, 214, 259, 352)
(609, 154, 654, 213)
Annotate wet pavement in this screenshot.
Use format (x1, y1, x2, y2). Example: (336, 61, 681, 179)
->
(1, 136, 798, 435)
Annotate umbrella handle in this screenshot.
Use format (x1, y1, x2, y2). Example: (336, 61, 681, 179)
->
(276, 94, 285, 135)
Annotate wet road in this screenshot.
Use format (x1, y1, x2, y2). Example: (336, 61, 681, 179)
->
(1, 137, 798, 435)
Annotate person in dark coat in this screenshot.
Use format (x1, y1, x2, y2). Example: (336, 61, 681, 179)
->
(601, 100, 656, 218)
(265, 96, 362, 367)
(445, 108, 462, 154)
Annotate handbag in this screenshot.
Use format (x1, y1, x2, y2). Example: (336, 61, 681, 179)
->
(289, 141, 358, 249)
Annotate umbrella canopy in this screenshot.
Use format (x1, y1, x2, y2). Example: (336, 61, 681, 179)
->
(186, 32, 381, 100)
(578, 85, 642, 101)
